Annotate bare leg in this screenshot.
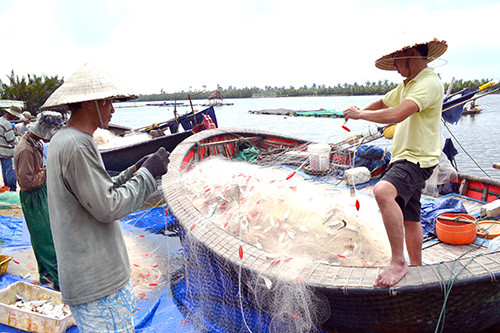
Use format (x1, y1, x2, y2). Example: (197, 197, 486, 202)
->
(373, 180, 408, 287)
(403, 220, 423, 265)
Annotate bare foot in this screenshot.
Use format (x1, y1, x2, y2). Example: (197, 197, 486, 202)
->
(374, 261, 409, 287)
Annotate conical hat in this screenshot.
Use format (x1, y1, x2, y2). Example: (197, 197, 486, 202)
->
(375, 38, 447, 71)
(42, 63, 137, 110)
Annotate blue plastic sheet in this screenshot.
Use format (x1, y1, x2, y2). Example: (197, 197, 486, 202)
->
(0, 215, 31, 249)
(420, 198, 467, 236)
(354, 145, 391, 172)
(119, 205, 166, 233)
(0, 208, 187, 333)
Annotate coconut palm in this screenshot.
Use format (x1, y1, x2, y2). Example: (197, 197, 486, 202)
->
(1, 70, 63, 114)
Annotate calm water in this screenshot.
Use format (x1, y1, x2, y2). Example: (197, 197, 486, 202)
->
(113, 94, 500, 178)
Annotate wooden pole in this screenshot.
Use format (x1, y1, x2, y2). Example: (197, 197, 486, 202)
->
(187, 91, 206, 126)
(445, 77, 455, 99)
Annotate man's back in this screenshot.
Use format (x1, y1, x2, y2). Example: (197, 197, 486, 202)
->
(47, 126, 156, 305)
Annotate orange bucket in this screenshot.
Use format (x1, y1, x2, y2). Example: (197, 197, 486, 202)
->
(436, 213, 477, 245)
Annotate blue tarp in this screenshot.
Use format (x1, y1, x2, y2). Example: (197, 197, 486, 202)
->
(0, 207, 190, 333)
(420, 197, 468, 236)
(354, 145, 391, 172)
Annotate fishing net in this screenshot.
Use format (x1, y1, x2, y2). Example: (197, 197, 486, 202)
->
(181, 157, 390, 266)
(93, 128, 151, 149)
(159, 127, 399, 332)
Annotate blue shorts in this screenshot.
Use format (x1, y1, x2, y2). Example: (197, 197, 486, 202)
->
(69, 281, 137, 333)
(381, 160, 435, 222)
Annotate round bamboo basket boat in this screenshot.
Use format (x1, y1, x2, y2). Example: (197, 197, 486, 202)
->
(163, 128, 500, 332)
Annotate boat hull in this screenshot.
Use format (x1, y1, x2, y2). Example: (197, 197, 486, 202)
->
(101, 131, 192, 174)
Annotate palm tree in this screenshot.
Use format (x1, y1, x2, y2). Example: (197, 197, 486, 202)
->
(0, 70, 63, 113)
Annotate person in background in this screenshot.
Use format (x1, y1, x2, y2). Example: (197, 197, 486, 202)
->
(0, 106, 22, 191)
(14, 111, 33, 137)
(343, 38, 447, 287)
(43, 63, 170, 332)
(13, 111, 63, 289)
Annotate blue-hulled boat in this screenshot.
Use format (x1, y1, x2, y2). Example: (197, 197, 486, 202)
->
(101, 106, 218, 174)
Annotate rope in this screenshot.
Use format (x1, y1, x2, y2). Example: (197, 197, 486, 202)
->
(441, 119, 491, 178)
(434, 233, 489, 333)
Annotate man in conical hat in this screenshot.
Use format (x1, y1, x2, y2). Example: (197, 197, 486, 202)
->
(43, 64, 170, 330)
(343, 38, 447, 287)
(14, 111, 64, 290)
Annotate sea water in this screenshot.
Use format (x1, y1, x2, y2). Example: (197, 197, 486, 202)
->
(112, 94, 500, 178)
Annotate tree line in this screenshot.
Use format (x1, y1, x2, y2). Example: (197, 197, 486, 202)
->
(137, 78, 496, 101)
(0, 70, 495, 113)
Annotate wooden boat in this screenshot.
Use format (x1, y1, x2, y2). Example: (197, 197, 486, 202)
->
(462, 106, 481, 115)
(101, 106, 217, 174)
(163, 128, 500, 332)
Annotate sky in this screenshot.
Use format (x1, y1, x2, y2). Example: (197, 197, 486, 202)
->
(1, 0, 499, 95)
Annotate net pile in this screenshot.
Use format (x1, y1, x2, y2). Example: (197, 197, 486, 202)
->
(93, 128, 151, 149)
(171, 149, 394, 331)
(181, 157, 390, 267)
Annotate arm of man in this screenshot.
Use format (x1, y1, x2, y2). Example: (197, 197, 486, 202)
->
(344, 99, 419, 124)
(64, 147, 156, 222)
(4, 125, 17, 146)
(111, 165, 136, 188)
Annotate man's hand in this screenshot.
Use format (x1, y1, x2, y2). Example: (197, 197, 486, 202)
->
(343, 106, 363, 120)
(142, 147, 170, 179)
(135, 153, 153, 171)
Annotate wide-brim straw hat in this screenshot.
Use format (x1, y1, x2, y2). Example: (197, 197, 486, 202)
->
(42, 63, 138, 110)
(29, 111, 64, 141)
(375, 38, 448, 71)
(4, 105, 23, 119)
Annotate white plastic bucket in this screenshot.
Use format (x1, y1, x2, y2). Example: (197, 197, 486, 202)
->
(307, 143, 331, 171)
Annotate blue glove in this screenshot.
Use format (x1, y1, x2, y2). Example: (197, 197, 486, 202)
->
(142, 147, 170, 178)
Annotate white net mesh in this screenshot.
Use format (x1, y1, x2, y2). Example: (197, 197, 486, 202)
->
(161, 131, 394, 332)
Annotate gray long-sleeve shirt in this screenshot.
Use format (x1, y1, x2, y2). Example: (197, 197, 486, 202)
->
(47, 126, 156, 305)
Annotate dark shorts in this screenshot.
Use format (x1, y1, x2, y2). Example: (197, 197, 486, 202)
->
(381, 160, 435, 222)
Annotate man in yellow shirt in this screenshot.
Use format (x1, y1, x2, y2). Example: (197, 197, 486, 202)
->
(343, 38, 447, 287)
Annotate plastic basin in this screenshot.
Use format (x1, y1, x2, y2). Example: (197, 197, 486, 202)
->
(436, 213, 477, 245)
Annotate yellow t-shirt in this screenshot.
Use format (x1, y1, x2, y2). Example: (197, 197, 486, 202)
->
(382, 67, 444, 168)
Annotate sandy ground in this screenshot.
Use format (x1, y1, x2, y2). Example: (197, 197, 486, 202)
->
(0, 206, 23, 218)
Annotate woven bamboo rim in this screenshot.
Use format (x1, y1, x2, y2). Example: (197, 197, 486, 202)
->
(163, 128, 500, 294)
